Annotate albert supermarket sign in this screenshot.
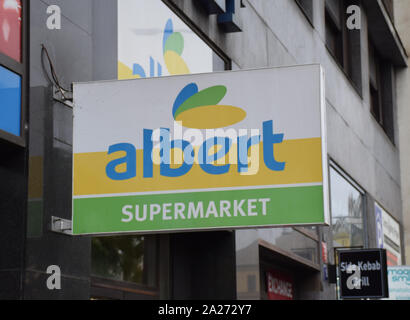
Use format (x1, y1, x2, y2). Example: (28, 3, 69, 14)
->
(72, 66, 329, 235)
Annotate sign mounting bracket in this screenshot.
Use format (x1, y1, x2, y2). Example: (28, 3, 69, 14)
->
(50, 216, 73, 235)
(52, 84, 73, 109)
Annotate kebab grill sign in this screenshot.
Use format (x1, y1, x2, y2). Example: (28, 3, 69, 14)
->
(338, 249, 389, 299)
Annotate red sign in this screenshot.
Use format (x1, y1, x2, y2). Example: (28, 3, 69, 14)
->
(266, 270, 294, 300)
(386, 249, 398, 266)
(0, 0, 22, 62)
(322, 242, 328, 264)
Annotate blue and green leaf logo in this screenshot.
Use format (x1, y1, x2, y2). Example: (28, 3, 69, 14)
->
(172, 83, 246, 129)
(163, 19, 190, 75)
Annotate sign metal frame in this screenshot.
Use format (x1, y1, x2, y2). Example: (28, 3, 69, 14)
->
(72, 65, 329, 236)
(338, 248, 389, 300)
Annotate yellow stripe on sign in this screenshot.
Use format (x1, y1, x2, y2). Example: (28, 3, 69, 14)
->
(73, 138, 323, 196)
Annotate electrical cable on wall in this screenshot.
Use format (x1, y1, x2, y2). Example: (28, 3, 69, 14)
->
(41, 44, 72, 101)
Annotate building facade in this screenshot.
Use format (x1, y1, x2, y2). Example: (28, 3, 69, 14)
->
(394, 0, 410, 268)
(0, 0, 407, 299)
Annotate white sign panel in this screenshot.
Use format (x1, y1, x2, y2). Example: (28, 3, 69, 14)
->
(374, 202, 402, 266)
(72, 66, 329, 235)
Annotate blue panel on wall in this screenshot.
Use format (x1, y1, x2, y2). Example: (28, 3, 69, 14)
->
(217, 0, 242, 33)
(0, 65, 21, 136)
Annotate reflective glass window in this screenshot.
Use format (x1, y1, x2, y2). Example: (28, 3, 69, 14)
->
(330, 167, 364, 248)
(92, 236, 145, 283)
(258, 228, 319, 264)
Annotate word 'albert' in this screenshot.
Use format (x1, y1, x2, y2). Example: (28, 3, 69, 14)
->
(105, 120, 285, 180)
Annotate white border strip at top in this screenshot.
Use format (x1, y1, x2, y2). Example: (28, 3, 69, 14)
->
(73, 182, 323, 199)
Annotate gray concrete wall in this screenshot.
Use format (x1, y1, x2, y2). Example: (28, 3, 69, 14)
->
(394, 0, 410, 264)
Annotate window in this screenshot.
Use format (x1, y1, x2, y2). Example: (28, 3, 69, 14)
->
(91, 236, 157, 286)
(295, 0, 313, 24)
(325, 0, 362, 92)
(369, 40, 381, 123)
(258, 228, 319, 265)
(325, 7, 343, 66)
(368, 38, 395, 142)
(329, 166, 365, 248)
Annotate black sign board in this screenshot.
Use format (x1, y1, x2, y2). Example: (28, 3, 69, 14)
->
(338, 249, 388, 299)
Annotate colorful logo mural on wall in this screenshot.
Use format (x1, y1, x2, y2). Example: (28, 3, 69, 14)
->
(118, 0, 214, 80)
(118, 18, 189, 79)
(162, 18, 190, 76)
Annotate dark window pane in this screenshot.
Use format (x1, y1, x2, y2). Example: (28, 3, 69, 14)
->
(326, 0, 341, 29)
(368, 41, 378, 88)
(259, 228, 319, 264)
(370, 84, 381, 124)
(380, 63, 395, 143)
(369, 39, 381, 124)
(325, 11, 343, 67)
(296, 0, 313, 23)
(91, 236, 145, 284)
(344, 0, 362, 92)
(368, 37, 395, 142)
(325, 0, 362, 93)
(382, 0, 394, 22)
